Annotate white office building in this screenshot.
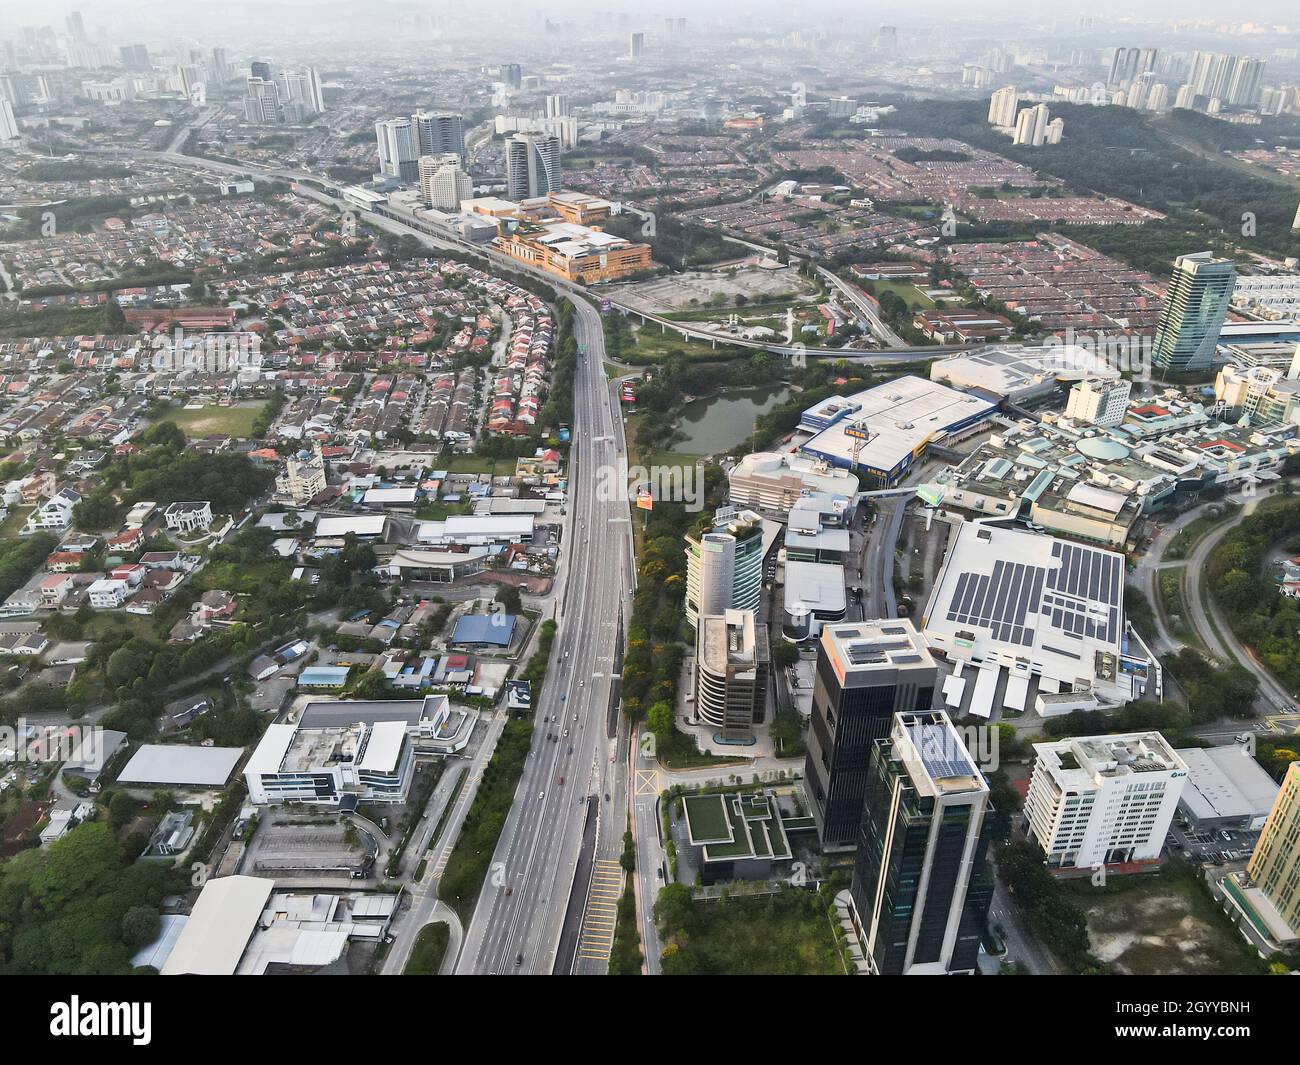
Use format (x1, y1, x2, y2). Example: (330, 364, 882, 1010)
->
(243, 77, 279, 124)
(304, 67, 326, 113)
(1024, 732, 1188, 868)
(727, 451, 858, 515)
(245, 719, 414, 806)
(275, 68, 325, 117)
(694, 608, 769, 742)
(0, 99, 19, 141)
(684, 507, 766, 628)
(375, 117, 419, 182)
(1064, 378, 1133, 428)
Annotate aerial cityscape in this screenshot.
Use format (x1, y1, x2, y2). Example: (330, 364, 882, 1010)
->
(1, 0, 1299, 1020)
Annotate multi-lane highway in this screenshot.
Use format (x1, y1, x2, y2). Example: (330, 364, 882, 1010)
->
(629, 723, 666, 973)
(454, 295, 634, 974)
(121, 138, 645, 970)
(379, 707, 509, 975)
(58, 139, 989, 975)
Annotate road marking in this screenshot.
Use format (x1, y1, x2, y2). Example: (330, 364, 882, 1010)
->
(608, 517, 631, 524)
(634, 769, 660, 797)
(576, 858, 624, 962)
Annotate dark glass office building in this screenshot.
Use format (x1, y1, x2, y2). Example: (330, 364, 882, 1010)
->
(849, 711, 993, 975)
(804, 621, 937, 851)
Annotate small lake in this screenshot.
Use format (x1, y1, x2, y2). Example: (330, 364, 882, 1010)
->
(672, 385, 792, 456)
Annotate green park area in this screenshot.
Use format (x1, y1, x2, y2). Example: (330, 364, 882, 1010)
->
(654, 883, 844, 975)
(159, 401, 268, 439)
(858, 279, 938, 310)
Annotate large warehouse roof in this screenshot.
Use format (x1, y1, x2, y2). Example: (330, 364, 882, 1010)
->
(1176, 745, 1281, 825)
(929, 344, 1118, 402)
(160, 876, 270, 975)
(798, 376, 995, 480)
(314, 515, 388, 539)
(361, 487, 418, 505)
(452, 613, 518, 646)
(117, 744, 244, 788)
(922, 522, 1126, 692)
(417, 514, 535, 543)
(298, 695, 447, 730)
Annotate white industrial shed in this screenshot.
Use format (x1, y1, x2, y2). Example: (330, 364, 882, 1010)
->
(117, 744, 244, 788)
(161, 875, 272, 975)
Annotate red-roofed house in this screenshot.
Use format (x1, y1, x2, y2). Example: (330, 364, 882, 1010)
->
(106, 528, 144, 553)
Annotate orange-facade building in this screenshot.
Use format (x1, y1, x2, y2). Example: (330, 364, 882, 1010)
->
(496, 221, 652, 283)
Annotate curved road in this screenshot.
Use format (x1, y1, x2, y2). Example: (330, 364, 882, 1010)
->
(1182, 491, 1294, 713)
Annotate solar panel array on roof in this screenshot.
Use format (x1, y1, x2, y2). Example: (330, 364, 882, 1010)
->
(944, 537, 1122, 647)
(945, 558, 1046, 647)
(1040, 541, 1121, 644)
(904, 723, 976, 781)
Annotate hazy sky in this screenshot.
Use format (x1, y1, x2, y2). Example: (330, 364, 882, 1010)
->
(0, 0, 1296, 25)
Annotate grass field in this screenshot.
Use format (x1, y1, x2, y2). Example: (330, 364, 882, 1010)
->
(0, 506, 32, 538)
(1165, 504, 1242, 561)
(160, 401, 268, 439)
(415, 497, 475, 521)
(657, 890, 843, 975)
(663, 298, 812, 323)
(83, 612, 159, 642)
(629, 326, 739, 363)
(859, 280, 937, 310)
